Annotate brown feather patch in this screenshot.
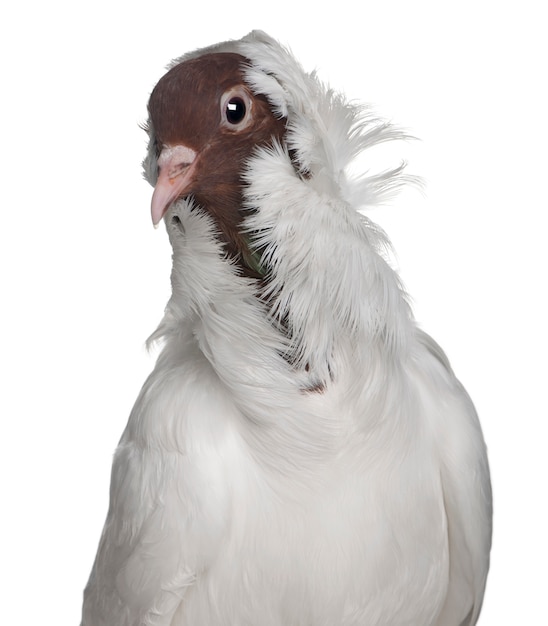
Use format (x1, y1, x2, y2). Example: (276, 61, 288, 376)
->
(148, 53, 287, 277)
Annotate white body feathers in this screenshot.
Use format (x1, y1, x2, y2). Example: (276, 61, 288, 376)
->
(82, 32, 491, 625)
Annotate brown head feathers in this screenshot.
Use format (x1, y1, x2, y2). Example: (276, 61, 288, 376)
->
(148, 53, 287, 276)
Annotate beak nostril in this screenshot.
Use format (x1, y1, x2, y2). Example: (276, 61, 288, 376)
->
(168, 161, 192, 180)
(158, 145, 197, 170)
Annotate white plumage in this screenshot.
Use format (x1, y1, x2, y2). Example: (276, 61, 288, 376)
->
(82, 31, 492, 625)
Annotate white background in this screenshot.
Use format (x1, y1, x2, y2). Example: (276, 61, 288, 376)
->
(2, 1, 546, 624)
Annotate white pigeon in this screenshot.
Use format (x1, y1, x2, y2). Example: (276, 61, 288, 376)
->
(81, 31, 492, 626)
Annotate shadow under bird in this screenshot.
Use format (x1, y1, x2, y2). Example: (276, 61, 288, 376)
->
(81, 30, 492, 626)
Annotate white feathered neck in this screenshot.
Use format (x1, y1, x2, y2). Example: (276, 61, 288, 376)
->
(144, 30, 416, 389)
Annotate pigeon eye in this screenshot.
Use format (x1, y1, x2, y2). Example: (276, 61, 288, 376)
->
(220, 88, 253, 130)
(225, 97, 246, 124)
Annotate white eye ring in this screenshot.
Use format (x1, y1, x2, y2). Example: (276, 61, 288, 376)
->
(220, 87, 254, 130)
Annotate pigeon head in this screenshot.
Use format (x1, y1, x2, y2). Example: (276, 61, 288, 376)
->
(146, 52, 287, 273)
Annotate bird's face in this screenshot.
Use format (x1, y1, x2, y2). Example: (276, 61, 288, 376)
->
(147, 53, 287, 237)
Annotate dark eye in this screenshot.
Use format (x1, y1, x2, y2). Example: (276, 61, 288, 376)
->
(220, 87, 253, 130)
(225, 97, 246, 124)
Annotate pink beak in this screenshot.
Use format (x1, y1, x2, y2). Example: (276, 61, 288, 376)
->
(151, 145, 198, 226)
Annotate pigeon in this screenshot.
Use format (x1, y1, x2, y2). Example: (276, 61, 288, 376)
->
(81, 31, 492, 626)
